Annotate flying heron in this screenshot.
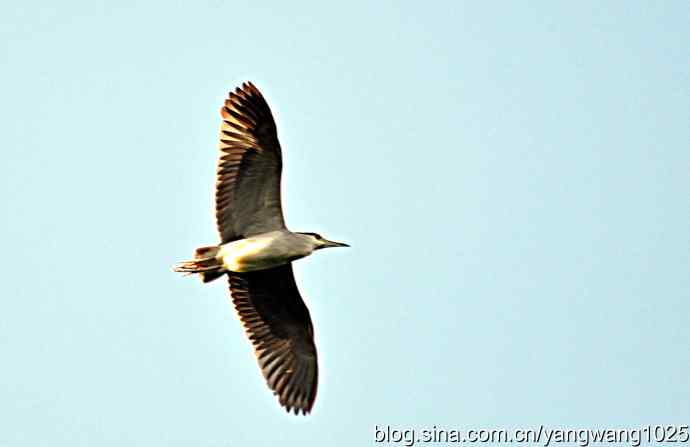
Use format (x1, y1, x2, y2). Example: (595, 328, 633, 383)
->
(173, 82, 348, 415)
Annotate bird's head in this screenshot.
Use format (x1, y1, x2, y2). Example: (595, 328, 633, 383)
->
(298, 232, 350, 250)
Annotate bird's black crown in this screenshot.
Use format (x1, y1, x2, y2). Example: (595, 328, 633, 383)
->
(298, 232, 324, 240)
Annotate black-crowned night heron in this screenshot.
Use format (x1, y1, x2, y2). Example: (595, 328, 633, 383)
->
(173, 82, 348, 415)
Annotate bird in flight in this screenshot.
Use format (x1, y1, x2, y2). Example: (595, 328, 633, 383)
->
(174, 82, 348, 415)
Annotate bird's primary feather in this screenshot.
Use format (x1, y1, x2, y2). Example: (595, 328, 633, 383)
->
(228, 264, 318, 415)
(216, 82, 286, 243)
(216, 83, 319, 414)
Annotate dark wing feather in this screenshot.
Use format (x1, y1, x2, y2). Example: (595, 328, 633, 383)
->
(216, 82, 286, 243)
(228, 264, 318, 415)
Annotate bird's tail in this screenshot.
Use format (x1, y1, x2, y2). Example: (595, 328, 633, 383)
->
(173, 246, 226, 283)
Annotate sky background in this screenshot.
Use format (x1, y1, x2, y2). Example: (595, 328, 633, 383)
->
(1, 1, 689, 446)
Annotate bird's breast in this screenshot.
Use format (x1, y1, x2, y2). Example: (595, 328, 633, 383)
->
(218, 236, 299, 272)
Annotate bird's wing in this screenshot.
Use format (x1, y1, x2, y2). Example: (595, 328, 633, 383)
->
(216, 82, 286, 243)
(228, 264, 318, 415)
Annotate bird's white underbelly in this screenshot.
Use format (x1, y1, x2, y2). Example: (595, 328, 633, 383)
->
(218, 237, 290, 272)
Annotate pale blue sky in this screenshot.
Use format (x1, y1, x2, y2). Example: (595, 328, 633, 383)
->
(1, 1, 688, 446)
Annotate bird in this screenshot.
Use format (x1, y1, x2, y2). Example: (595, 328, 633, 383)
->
(173, 82, 348, 415)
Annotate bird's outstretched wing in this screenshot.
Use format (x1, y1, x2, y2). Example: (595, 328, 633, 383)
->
(216, 82, 286, 243)
(228, 264, 318, 415)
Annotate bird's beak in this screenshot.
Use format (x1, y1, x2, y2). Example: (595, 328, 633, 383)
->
(323, 239, 350, 248)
